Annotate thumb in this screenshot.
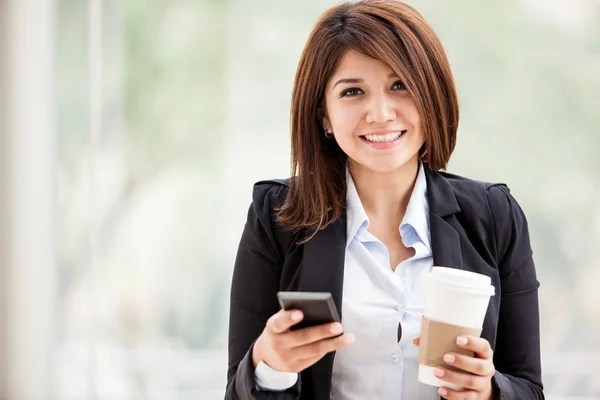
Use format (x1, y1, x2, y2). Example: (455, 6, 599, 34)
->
(412, 336, 420, 346)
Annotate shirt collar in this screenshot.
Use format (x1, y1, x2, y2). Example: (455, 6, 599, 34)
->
(345, 162, 431, 250)
(345, 168, 369, 248)
(401, 162, 431, 251)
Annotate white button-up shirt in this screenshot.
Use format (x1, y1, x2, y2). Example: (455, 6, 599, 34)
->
(330, 163, 437, 399)
(255, 163, 438, 400)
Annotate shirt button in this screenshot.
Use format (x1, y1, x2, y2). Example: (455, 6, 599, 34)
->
(391, 354, 399, 363)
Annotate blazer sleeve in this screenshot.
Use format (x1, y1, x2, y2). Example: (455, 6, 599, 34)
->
(486, 184, 544, 400)
(225, 182, 302, 400)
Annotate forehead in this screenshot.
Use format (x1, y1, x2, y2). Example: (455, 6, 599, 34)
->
(331, 50, 395, 79)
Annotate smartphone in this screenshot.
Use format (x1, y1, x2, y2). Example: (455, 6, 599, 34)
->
(277, 291, 341, 332)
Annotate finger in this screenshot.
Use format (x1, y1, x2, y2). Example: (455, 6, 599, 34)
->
(438, 386, 478, 399)
(286, 322, 344, 347)
(266, 309, 303, 334)
(413, 336, 420, 346)
(272, 351, 326, 374)
(292, 333, 355, 360)
(443, 352, 495, 377)
(290, 353, 326, 373)
(456, 336, 493, 360)
(433, 367, 487, 391)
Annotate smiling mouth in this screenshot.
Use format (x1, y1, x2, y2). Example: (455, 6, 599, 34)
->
(360, 130, 407, 143)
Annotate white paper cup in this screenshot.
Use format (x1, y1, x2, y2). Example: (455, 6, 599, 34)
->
(418, 267, 495, 389)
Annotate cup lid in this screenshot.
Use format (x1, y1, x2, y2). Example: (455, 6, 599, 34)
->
(428, 266, 495, 296)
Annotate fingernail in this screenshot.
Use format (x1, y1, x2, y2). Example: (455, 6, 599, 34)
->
(438, 387, 447, 396)
(343, 334, 355, 344)
(443, 354, 455, 364)
(291, 311, 302, 321)
(456, 336, 468, 345)
(434, 368, 445, 377)
(330, 323, 343, 334)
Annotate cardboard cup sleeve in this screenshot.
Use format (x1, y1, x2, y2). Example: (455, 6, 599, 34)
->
(418, 316, 482, 372)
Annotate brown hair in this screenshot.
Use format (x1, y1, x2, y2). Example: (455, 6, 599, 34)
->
(277, 0, 459, 242)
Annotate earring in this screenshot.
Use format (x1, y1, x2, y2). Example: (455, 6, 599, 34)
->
(324, 129, 333, 139)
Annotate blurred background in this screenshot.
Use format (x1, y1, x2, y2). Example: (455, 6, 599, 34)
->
(0, 0, 599, 399)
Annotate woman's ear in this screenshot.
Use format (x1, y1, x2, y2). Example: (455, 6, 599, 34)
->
(322, 118, 331, 133)
(317, 109, 331, 133)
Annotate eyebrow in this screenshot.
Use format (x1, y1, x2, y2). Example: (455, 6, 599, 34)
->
(332, 72, 400, 90)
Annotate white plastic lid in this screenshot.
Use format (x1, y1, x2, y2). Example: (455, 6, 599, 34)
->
(428, 266, 495, 296)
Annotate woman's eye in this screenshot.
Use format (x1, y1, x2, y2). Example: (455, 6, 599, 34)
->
(340, 88, 362, 97)
(392, 80, 406, 90)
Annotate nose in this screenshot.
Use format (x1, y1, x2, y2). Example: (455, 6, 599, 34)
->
(365, 93, 396, 124)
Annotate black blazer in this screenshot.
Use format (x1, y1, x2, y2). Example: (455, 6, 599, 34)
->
(226, 168, 544, 400)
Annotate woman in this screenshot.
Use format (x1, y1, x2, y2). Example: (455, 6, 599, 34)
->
(226, 1, 543, 399)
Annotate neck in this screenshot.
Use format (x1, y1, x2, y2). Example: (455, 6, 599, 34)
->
(348, 156, 420, 225)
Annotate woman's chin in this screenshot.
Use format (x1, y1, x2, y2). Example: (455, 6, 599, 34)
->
(350, 155, 419, 175)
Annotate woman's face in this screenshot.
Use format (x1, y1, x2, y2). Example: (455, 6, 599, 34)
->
(322, 50, 425, 174)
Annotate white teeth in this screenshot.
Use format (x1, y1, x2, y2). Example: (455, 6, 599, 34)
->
(364, 131, 403, 143)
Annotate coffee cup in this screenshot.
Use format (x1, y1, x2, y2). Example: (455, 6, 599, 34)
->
(418, 267, 495, 389)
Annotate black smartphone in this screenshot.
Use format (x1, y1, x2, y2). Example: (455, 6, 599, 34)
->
(277, 291, 341, 332)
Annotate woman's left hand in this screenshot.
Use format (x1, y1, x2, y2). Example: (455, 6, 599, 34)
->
(413, 335, 495, 400)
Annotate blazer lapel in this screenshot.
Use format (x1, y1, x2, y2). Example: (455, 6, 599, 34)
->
(425, 169, 464, 270)
(300, 212, 347, 400)
(299, 215, 346, 306)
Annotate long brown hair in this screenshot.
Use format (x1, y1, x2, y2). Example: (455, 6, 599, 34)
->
(277, 0, 459, 242)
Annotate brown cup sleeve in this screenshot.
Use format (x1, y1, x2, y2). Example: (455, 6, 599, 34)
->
(418, 316, 482, 372)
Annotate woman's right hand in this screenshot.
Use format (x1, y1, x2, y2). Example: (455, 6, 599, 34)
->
(251, 309, 355, 373)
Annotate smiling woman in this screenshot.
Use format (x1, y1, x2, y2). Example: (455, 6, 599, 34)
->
(226, 1, 543, 400)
